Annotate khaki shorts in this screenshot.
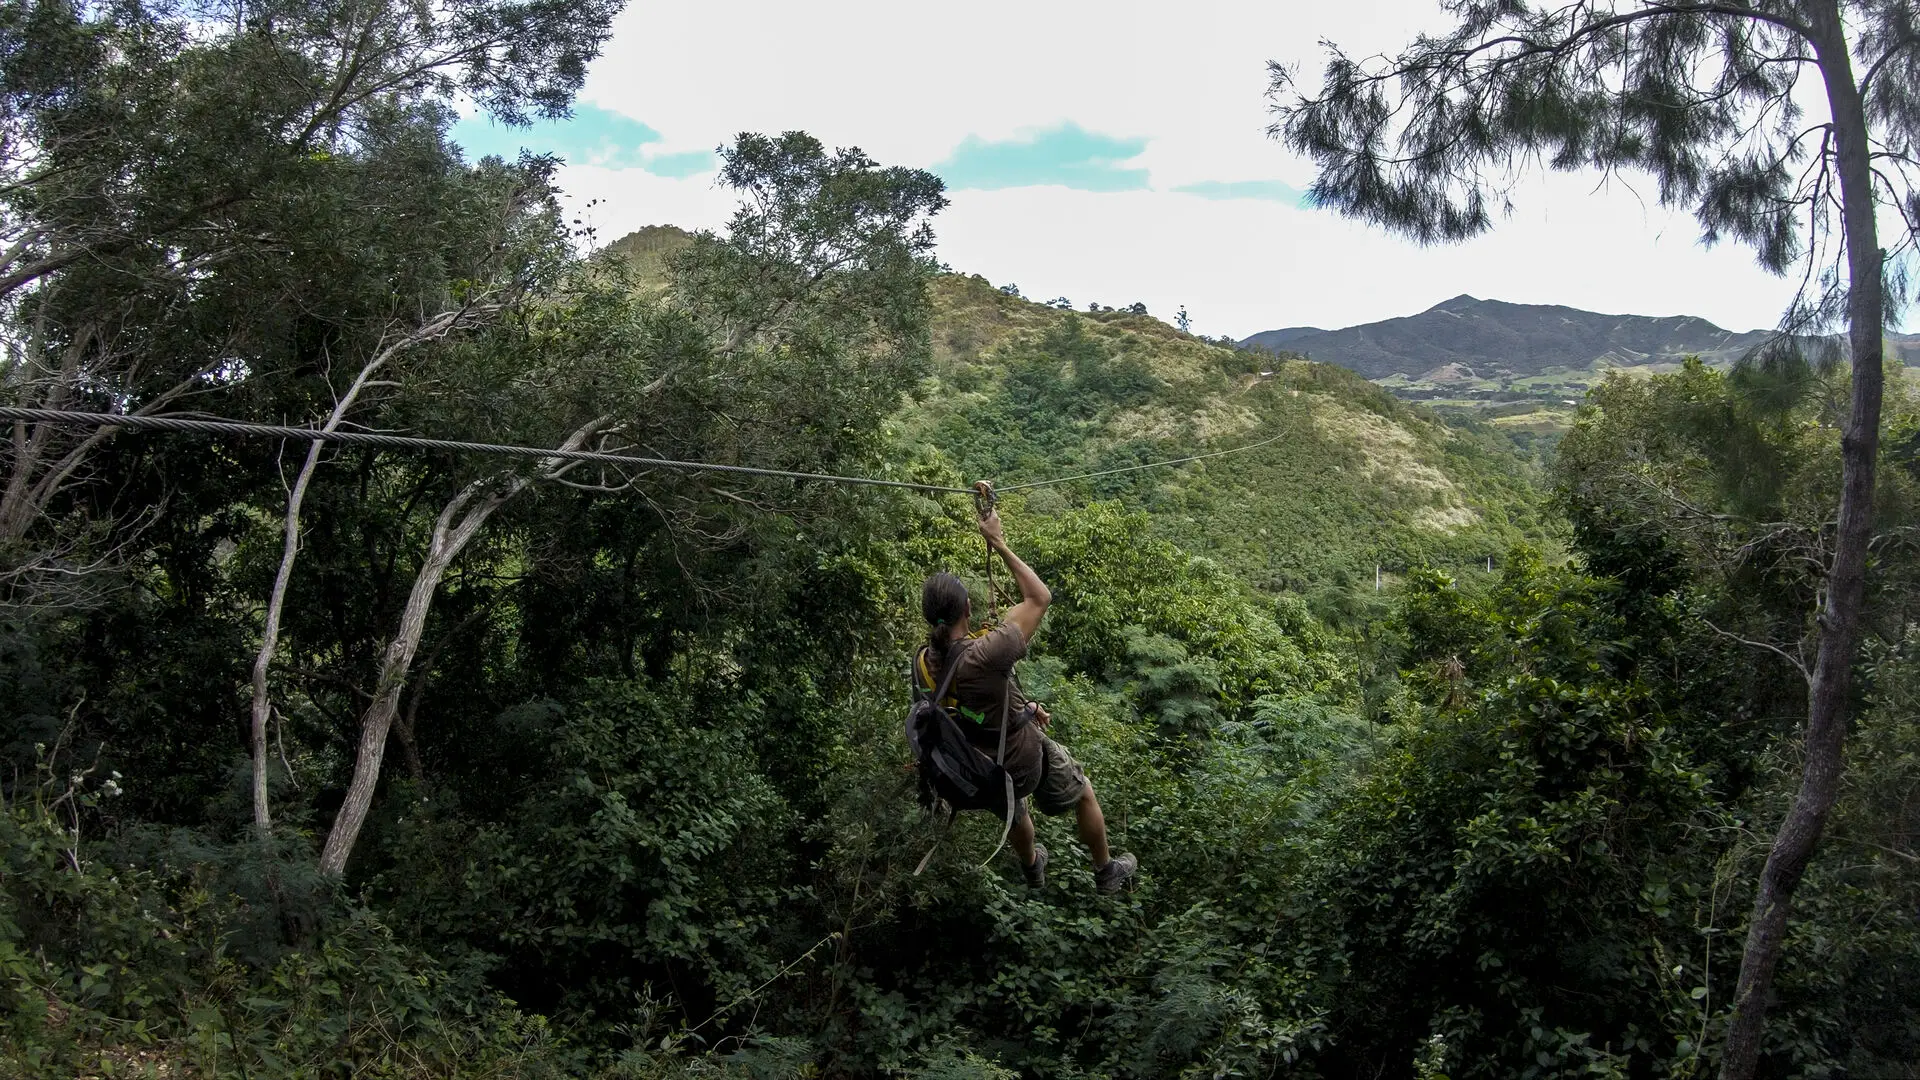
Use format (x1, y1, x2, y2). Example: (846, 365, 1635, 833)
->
(1022, 735, 1089, 818)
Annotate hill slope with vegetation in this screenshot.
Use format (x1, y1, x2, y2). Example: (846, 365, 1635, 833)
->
(912, 273, 1555, 590)
(1242, 295, 1920, 431)
(587, 227, 1557, 590)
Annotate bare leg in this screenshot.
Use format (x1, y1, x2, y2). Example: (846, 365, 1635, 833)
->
(1076, 782, 1112, 867)
(1010, 805, 1037, 867)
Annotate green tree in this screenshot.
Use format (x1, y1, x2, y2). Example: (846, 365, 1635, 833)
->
(1297, 556, 1739, 1077)
(314, 132, 947, 877)
(0, 0, 618, 831)
(1553, 361, 1920, 1072)
(1271, 6, 1917, 1071)
(0, 0, 620, 605)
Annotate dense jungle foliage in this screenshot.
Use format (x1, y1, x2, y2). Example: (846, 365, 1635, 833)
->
(2, 0, 1917, 1077)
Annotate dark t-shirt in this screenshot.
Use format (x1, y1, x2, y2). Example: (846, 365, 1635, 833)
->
(920, 623, 1044, 797)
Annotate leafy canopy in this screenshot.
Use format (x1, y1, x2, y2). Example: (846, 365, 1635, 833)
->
(1270, 2, 1920, 287)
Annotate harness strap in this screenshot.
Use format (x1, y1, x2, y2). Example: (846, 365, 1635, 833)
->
(996, 680, 1009, 765)
(911, 642, 1021, 874)
(912, 643, 971, 878)
(979, 678, 1016, 868)
(923, 641, 966, 707)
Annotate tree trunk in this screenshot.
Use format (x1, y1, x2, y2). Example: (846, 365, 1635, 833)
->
(0, 325, 97, 543)
(1719, 7, 1883, 1077)
(316, 474, 518, 878)
(316, 416, 608, 878)
(250, 438, 326, 833)
(245, 306, 494, 833)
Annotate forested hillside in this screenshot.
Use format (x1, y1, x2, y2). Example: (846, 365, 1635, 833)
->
(912, 275, 1554, 593)
(3, 1, 1918, 1078)
(598, 227, 1555, 592)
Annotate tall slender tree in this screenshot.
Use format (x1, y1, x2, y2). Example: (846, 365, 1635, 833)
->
(1271, 4, 1919, 1076)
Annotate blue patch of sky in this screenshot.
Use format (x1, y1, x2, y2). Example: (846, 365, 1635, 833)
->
(1172, 179, 1312, 207)
(643, 149, 720, 179)
(448, 104, 716, 176)
(934, 122, 1150, 193)
(930, 122, 1315, 205)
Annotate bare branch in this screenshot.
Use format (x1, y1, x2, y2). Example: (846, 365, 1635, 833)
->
(1701, 616, 1811, 682)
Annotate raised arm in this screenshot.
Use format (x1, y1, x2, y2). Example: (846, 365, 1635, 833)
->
(979, 509, 1050, 643)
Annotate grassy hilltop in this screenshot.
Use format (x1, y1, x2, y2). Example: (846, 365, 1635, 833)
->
(911, 272, 1555, 590)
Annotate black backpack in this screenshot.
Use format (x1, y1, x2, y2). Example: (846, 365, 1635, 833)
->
(905, 643, 1017, 869)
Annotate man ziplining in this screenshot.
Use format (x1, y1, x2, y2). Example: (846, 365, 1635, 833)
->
(912, 489, 1137, 893)
(8, 405, 1233, 893)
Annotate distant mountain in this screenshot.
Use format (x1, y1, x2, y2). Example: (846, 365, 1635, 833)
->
(1242, 295, 1784, 382)
(1241, 326, 1326, 352)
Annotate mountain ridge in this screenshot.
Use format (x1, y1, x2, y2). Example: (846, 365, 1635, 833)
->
(1240, 295, 1785, 382)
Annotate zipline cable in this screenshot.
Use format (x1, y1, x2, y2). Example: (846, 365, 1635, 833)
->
(0, 407, 1285, 497)
(0, 407, 975, 496)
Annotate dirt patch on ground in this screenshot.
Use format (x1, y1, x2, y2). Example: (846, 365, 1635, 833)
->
(1312, 403, 1481, 531)
(1413, 504, 1482, 531)
(1109, 398, 1261, 442)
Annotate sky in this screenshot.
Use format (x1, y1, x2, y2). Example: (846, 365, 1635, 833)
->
(450, 0, 1808, 340)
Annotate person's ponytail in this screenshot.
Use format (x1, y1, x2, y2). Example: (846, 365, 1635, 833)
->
(921, 571, 969, 662)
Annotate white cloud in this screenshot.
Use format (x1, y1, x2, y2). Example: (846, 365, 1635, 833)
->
(561, 0, 1809, 338)
(556, 166, 732, 248)
(935, 176, 1796, 339)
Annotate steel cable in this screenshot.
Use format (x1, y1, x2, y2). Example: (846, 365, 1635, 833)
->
(0, 406, 975, 496)
(0, 407, 1283, 498)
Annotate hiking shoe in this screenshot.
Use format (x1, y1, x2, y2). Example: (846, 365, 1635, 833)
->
(1094, 853, 1137, 894)
(1023, 844, 1048, 889)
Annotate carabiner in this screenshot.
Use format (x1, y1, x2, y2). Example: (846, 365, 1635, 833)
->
(972, 479, 997, 519)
